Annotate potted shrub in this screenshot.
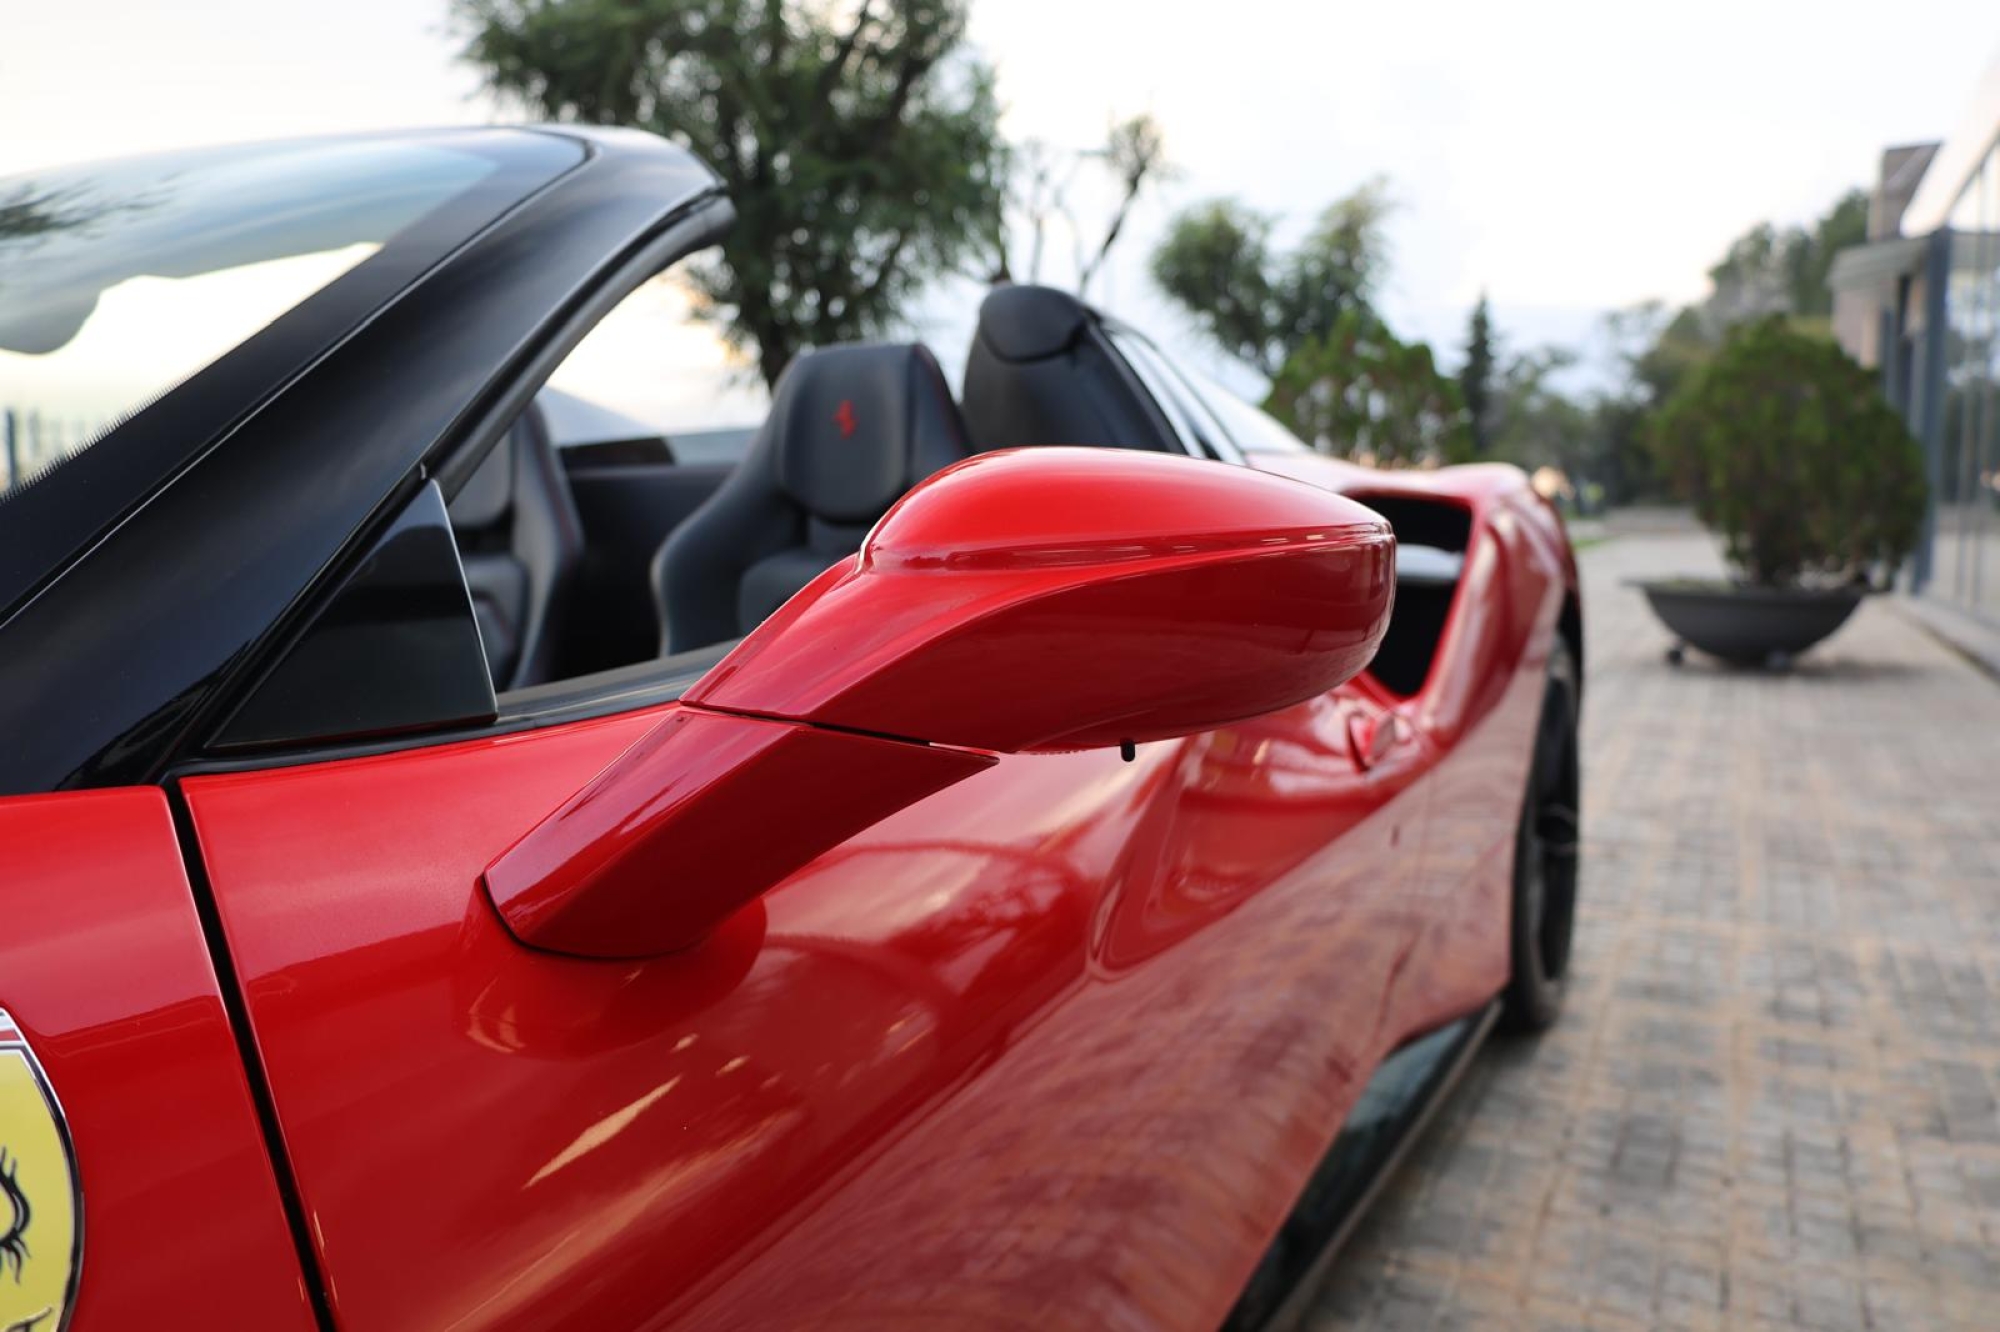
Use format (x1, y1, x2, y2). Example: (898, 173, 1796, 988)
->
(1639, 316, 1926, 668)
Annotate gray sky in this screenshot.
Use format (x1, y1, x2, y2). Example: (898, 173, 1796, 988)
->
(4, 0, 1997, 402)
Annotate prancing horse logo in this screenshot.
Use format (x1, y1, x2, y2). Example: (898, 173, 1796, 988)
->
(0, 1012, 78, 1332)
(833, 399, 857, 438)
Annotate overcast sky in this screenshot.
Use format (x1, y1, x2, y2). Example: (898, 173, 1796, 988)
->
(4, 0, 1997, 402)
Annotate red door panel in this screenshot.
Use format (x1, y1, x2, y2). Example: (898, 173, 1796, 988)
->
(186, 687, 1428, 1331)
(0, 789, 314, 1332)
(671, 693, 1432, 1331)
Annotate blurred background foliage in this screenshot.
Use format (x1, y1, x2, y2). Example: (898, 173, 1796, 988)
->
(1147, 176, 1875, 482)
(1148, 182, 1478, 467)
(459, 0, 1173, 390)
(1648, 316, 1924, 587)
(459, 0, 1011, 389)
(456, 0, 1892, 489)
(1149, 185, 1388, 380)
(1262, 308, 1468, 467)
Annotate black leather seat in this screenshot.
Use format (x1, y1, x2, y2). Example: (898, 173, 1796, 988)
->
(448, 401, 584, 690)
(961, 284, 1181, 453)
(654, 343, 973, 654)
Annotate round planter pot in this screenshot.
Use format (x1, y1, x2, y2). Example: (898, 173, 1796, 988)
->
(1633, 580, 1865, 669)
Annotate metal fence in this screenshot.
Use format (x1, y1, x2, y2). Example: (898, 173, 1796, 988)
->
(1, 408, 112, 496)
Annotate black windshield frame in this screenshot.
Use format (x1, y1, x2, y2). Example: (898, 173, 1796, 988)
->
(0, 129, 585, 620)
(0, 127, 726, 796)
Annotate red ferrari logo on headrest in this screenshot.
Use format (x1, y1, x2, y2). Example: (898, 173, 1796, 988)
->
(833, 399, 857, 438)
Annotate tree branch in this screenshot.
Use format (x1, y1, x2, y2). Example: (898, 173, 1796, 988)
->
(814, 0, 876, 104)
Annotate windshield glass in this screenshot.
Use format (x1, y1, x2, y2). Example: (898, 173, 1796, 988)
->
(0, 138, 508, 498)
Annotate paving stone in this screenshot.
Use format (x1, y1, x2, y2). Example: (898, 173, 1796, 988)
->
(1305, 531, 2000, 1331)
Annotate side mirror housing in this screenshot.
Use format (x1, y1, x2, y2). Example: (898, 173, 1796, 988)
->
(487, 447, 1394, 957)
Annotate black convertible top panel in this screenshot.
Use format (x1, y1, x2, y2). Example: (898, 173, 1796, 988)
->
(0, 127, 725, 794)
(0, 129, 585, 624)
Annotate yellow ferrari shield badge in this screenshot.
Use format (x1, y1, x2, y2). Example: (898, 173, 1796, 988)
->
(0, 1011, 78, 1332)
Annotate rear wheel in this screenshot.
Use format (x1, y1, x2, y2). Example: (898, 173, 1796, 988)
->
(1502, 637, 1580, 1032)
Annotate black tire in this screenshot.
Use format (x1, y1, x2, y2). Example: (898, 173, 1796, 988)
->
(1502, 637, 1581, 1032)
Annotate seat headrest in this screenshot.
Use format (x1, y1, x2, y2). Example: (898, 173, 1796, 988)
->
(770, 342, 966, 523)
(973, 284, 1092, 362)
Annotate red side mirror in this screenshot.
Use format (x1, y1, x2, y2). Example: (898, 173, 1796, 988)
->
(487, 448, 1394, 957)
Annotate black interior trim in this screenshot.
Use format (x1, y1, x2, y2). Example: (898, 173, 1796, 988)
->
(563, 460, 733, 674)
(214, 481, 499, 751)
(1354, 495, 1474, 699)
(168, 644, 734, 781)
(561, 436, 676, 468)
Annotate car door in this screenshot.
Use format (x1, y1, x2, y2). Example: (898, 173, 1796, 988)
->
(179, 451, 1425, 1331)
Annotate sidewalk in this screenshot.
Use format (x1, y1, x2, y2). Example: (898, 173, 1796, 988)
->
(1307, 531, 2000, 1331)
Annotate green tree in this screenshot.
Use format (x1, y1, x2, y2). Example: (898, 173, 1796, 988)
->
(1149, 180, 1390, 377)
(457, 0, 1008, 388)
(1623, 302, 1712, 406)
(1593, 188, 1871, 503)
(1587, 300, 1714, 502)
(1263, 308, 1470, 466)
(1459, 293, 1494, 456)
(1649, 317, 1925, 587)
(1702, 188, 1869, 330)
(1487, 346, 1595, 480)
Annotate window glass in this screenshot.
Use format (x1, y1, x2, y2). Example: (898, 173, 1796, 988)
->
(544, 273, 770, 453)
(1180, 364, 1311, 455)
(1976, 147, 2000, 619)
(1153, 354, 1243, 463)
(1104, 327, 1217, 459)
(1940, 150, 1998, 610)
(443, 254, 777, 693)
(0, 138, 507, 499)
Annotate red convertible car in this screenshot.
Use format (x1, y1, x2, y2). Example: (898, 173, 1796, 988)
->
(0, 128, 1581, 1331)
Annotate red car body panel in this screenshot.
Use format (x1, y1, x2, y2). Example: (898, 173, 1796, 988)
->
(0, 790, 313, 1331)
(177, 457, 1574, 1332)
(186, 696, 1419, 1331)
(1249, 455, 1577, 1036)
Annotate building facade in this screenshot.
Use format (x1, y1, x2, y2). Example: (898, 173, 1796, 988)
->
(1832, 47, 2000, 625)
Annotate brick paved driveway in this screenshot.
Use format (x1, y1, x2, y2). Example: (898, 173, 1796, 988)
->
(1307, 528, 2000, 1331)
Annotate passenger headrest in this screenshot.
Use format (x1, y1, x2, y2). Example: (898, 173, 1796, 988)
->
(769, 342, 967, 523)
(973, 284, 1091, 362)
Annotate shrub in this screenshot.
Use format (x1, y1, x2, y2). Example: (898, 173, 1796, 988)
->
(1649, 317, 1925, 587)
(1263, 309, 1471, 467)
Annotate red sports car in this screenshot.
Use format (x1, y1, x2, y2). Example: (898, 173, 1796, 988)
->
(0, 127, 1581, 1331)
